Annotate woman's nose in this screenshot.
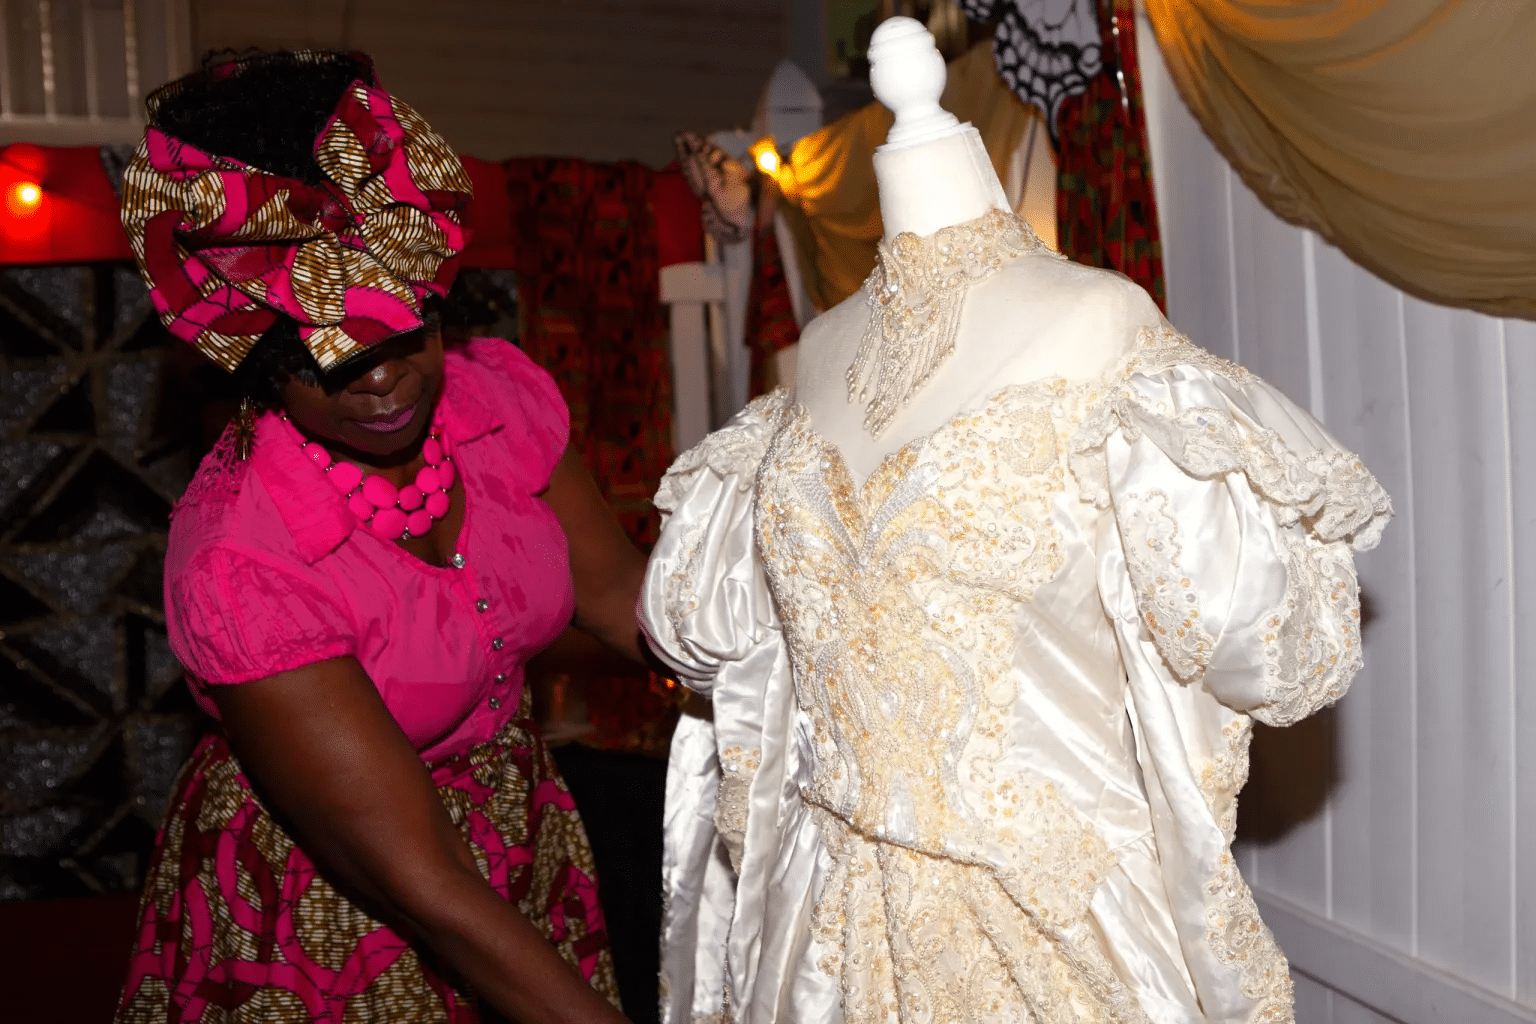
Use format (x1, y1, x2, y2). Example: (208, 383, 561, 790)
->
(349, 358, 408, 396)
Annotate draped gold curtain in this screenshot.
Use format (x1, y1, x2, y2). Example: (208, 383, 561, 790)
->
(776, 41, 1036, 311)
(1146, 0, 1536, 319)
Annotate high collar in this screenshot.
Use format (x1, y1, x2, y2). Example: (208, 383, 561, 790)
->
(250, 349, 500, 563)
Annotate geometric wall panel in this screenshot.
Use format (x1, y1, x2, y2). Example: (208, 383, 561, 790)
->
(0, 262, 200, 901)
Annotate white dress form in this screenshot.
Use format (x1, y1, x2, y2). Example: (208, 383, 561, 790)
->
(795, 17, 1161, 486)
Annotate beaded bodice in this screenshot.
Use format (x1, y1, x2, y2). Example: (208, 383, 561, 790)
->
(757, 376, 1109, 852)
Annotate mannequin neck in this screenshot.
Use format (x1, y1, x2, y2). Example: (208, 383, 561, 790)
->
(874, 127, 1011, 242)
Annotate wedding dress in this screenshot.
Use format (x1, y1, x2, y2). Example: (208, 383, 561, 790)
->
(639, 210, 1392, 1024)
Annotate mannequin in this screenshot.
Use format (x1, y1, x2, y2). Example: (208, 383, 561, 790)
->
(795, 16, 1160, 485)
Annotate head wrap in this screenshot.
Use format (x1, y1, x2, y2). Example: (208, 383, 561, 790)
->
(121, 52, 473, 372)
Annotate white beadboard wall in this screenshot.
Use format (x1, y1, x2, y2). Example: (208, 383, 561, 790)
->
(1138, 12, 1535, 1024)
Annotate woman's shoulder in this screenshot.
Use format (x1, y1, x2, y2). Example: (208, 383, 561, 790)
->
(444, 337, 570, 487)
(167, 431, 314, 593)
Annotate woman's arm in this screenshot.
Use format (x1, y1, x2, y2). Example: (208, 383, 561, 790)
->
(539, 446, 649, 663)
(212, 657, 628, 1024)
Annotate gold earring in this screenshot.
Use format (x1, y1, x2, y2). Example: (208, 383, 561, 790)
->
(233, 397, 257, 461)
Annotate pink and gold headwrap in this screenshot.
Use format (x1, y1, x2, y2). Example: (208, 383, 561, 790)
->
(121, 53, 473, 372)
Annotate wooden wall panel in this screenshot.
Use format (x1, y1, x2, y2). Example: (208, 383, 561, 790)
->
(1401, 301, 1513, 993)
(1312, 242, 1417, 953)
(190, 0, 786, 165)
(1139, 7, 1531, 1017)
(1501, 319, 1536, 1005)
(1136, 26, 1235, 362)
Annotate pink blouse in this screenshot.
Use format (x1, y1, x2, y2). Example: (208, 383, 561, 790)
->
(164, 338, 575, 762)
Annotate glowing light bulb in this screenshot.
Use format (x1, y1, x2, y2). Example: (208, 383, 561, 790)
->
(755, 148, 780, 175)
(4, 180, 43, 218)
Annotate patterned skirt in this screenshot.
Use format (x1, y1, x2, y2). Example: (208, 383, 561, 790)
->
(115, 708, 619, 1022)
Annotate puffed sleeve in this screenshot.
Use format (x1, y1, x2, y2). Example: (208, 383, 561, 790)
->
(463, 337, 570, 491)
(1073, 338, 1392, 726)
(642, 390, 833, 1024)
(1071, 331, 1393, 1021)
(167, 546, 354, 688)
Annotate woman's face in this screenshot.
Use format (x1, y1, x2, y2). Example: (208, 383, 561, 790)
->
(279, 326, 445, 462)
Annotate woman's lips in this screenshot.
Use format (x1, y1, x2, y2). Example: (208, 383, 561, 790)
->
(353, 406, 417, 434)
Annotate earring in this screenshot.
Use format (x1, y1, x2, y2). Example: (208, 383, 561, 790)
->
(233, 397, 257, 461)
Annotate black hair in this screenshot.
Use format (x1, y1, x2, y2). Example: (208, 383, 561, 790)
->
(148, 50, 369, 185)
(148, 50, 373, 407)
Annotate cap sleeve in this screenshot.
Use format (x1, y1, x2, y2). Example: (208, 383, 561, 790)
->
(463, 336, 570, 491)
(1073, 331, 1393, 726)
(167, 546, 354, 688)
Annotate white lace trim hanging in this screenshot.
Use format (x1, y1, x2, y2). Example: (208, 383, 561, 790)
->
(847, 207, 1048, 437)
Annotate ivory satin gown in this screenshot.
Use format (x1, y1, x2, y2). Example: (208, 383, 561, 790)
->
(640, 230, 1391, 1024)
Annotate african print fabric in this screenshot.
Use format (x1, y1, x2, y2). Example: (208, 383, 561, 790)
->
(1055, 0, 1166, 312)
(114, 696, 618, 1023)
(121, 52, 473, 373)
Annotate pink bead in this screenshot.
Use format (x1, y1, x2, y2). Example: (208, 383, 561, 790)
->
(425, 490, 451, 518)
(422, 437, 444, 465)
(307, 446, 333, 469)
(437, 460, 457, 490)
(406, 509, 433, 537)
(363, 474, 399, 508)
(370, 506, 408, 538)
(415, 466, 440, 493)
(348, 493, 375, 519)
(328, 461, 362, 494)
(397, 484, 424, 511)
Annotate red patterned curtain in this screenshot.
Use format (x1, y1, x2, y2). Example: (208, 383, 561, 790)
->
(1055, 0, 1166, 313)
(500, 158, 684, 755)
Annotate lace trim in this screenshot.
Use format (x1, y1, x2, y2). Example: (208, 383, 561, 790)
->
(1205, 851, 1296, 1023)
(654, 389, 792, 515)
(1070, 327, 1392, 553)
(1199, 717, 1253, 842)
(1116, 489, 1214, 682)
(846, 208, 1050, 437)
(1254, 528, 1362, 728)
(171, 425, 249, 518)
(715, 745, 760, 873)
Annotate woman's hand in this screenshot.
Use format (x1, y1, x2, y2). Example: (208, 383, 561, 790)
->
(212, 658, 629, 1024)
(539, 446, 651, 664)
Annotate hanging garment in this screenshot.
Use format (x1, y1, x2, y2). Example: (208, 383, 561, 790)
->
(640, 222, 1391, 1024)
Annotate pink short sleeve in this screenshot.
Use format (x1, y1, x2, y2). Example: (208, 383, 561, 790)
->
(462, 337, 570, 491)
(168, 547, 354, 689)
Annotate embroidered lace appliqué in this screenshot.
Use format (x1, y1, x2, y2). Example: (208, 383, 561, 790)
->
(715, 746, 760, 873)
(1116, 489, 1214, 682)
(1205, 850, 1295, 1022)
(172, 425, 249, 518)
(846, 208, 1052, 437)
(759, 379, 1152, 1020)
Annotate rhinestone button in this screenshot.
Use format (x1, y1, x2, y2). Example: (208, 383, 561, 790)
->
(488, 696, 502, 710)
(492, 637, 504, 651)
(476, 598, 489, 613)
(450, 552, 465, 569)
(494, 673, 505, 683)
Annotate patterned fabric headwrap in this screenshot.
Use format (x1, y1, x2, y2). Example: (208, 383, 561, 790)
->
(121, 53, 473, 372)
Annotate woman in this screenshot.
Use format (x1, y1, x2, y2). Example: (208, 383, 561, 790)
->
(116, 51, 641, 1023)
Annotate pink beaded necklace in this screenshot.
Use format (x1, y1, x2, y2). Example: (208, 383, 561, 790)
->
(286, 413, 457, 540)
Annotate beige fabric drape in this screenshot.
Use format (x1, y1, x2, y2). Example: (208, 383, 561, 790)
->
(777, 41, 1037, 311)
(1146, 0, 1536, 319)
